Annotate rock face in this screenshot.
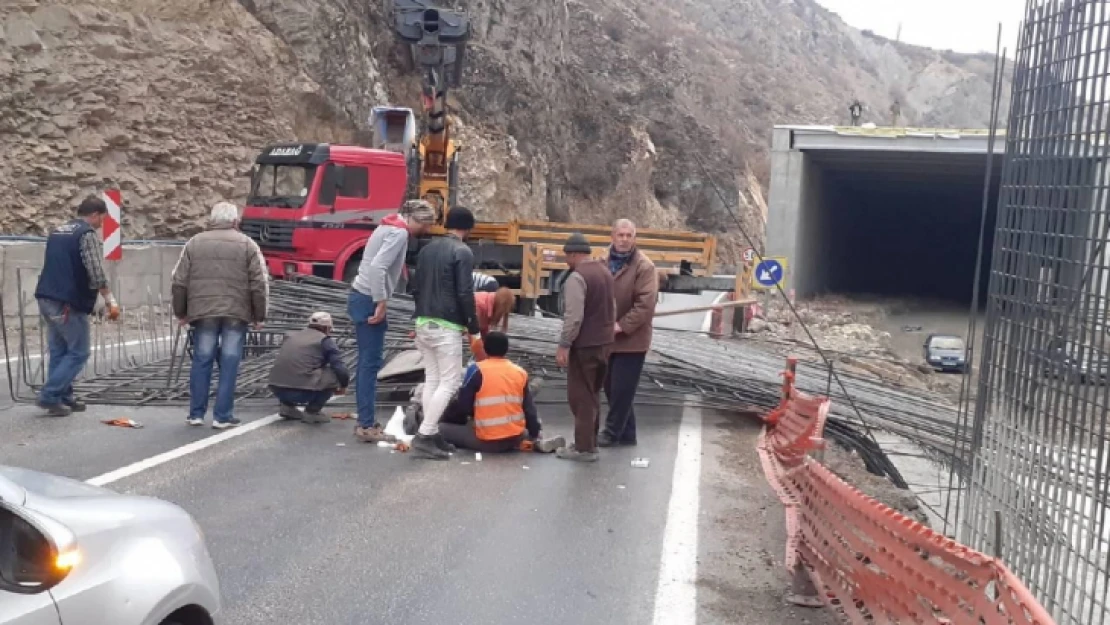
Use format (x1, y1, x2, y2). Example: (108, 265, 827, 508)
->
(0, 0, 1009, 258)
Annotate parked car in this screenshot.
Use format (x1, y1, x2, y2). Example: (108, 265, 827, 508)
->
(923, 334, 968, 373)
(0, 466, 220, 625)
(1043, 339, 1110, 385)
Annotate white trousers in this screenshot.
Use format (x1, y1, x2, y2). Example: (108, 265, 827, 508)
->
(415, 323, 464, 436)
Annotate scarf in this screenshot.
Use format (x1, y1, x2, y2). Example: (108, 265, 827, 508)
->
(609, 247, 634, 275)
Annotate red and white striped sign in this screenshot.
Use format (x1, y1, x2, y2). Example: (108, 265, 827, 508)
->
(102, 189, 121, 260)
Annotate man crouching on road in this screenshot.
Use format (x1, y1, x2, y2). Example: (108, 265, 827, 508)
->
(421, 332, 565, 453)
(600, 219, 657, 447)
(348, 200, 436, 443)
(34, 195, 122, 416)
(172, 201, 269, 429)
(268, 312, 350, 424)
(554, 233, 615, 463)
(411, 206, 482, 460)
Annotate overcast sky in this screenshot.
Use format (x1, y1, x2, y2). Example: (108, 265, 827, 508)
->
(816, 0, 1028, 54)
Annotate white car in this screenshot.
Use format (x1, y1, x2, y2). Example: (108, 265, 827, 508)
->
(0, 466, 221, 625)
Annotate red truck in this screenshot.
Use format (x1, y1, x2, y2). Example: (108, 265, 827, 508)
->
(240, 141, 410, 282)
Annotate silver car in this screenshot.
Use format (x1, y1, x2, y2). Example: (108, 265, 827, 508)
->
(0, 466, 221, 625)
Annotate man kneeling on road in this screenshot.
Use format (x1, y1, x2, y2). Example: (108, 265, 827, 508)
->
(268, 312, 350, 424)
(410, 332, 564, 454)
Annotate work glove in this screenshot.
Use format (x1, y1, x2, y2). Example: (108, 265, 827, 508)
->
(106, 296, 121, 322)
(335, 387, 347, 396)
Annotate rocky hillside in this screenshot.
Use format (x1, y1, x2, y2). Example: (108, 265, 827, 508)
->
(0, 0, 1009, 260)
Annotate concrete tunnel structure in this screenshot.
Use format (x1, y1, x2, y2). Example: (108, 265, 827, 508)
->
(766, 126, 1005, 305)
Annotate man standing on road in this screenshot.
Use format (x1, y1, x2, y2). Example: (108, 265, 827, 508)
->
(268, 312, 350, 424)
(348, 199, 436, 443)
(411, 207, 481, 460)
(34, 195, 121, 416)
(600, 219, 657, 447)
(172, 202, 269, 429)
(555, 233, 615, 463)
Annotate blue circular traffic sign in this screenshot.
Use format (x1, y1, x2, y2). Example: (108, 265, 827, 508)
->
(755, 259, 784, 287)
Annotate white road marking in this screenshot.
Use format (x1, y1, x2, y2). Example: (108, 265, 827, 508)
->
(86, 414, 282, 486)
(652, 405, 703, 625)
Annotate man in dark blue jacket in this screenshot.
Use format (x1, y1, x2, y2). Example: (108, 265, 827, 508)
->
(268, 312, 351, 424)
(34, 196, 121, 416)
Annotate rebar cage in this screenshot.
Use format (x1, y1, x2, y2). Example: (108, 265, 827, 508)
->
(956, 2, 1110, 623)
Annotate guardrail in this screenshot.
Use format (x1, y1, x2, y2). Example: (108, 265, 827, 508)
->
(758, 357, 1054, 624)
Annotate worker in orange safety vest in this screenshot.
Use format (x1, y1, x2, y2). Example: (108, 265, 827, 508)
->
(433, 332, 565, 454)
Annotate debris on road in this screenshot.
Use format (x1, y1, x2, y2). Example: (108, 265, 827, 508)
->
(101, 418, 143, 429)
(475, 453, 483, 462)
(631, 458, 650, 468)
(330, 412, 355, 420)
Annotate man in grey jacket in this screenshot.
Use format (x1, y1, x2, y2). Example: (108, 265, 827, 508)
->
(172, 202, 269, 429)
(347, 199, 436, 442)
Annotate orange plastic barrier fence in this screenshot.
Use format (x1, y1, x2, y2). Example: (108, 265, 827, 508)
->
(757, 359, 1055, 625)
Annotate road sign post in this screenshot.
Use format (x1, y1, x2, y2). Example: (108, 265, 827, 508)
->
(102, 189, 122, 261)
(751, 256, 788, 291)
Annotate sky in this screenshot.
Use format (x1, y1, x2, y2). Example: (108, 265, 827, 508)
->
(816, 0, 1028, 55)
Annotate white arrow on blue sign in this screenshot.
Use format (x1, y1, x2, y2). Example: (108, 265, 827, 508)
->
(755, 259, 785, 287)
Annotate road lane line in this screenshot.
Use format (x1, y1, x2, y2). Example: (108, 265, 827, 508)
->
(652, 405, 703, 625)
(86, 414, 282, 486)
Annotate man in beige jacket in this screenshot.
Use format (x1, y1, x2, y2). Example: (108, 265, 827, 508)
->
(172, 202, 269, 429)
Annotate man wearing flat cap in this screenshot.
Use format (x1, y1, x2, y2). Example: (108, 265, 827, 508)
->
(554, 232, 616, 463)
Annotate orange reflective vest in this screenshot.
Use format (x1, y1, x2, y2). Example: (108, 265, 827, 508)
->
(473, 358, 528, 441)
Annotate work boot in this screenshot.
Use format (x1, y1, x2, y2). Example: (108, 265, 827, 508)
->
(302, 409, 330, 424)
(556, 444, 599, 463)
(279, 404, 305, 420)
(412, 434, 450, 460)
(62, 398, 86, 413)
(38, 402, 71, 417)
(533, 435, 566, 453)
(354, 425, 396, 443)
(597, 431, 617, 448)
(433, 432, 456, 453)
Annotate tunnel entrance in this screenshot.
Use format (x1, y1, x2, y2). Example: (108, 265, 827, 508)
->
(768, 127, 1004, 308)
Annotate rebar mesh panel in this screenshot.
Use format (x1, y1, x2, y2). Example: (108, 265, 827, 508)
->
(961, 2, 1110, 623)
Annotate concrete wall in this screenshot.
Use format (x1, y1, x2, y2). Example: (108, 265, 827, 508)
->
(0, 241, 185, 319)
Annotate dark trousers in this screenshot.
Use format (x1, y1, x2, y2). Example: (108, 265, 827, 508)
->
(567, 345, 610, 453)
(603, 352, 645, 443)
(271, 387, 334, 413)
(439, 422, 524, 453)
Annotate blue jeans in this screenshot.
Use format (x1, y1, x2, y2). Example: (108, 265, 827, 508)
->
(189, 317, 246, 423)
(347, 290, 386, 429)
(38, 298, 90, 406)
(272, 387, 335, 413)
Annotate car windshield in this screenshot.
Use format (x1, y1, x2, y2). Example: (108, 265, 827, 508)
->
(931, 337, 965, 350)
(248, 164, 316, 208)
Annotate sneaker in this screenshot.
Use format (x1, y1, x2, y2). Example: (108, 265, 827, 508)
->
(556, 445, 599, 463)
(412, 434, 450, 460)
(597, 432, 617, 448)
(354, 425, 397, 443)
(278, 404, 305, 421)
(37, 402, 72, 417)
(62, 398, 87, 412)
(302, 410, 330, 424)
(534, 435, 566, 454)
(212, 417, 242, 430)
(433, 433, 456, 453)
(186, 417, 205, 427)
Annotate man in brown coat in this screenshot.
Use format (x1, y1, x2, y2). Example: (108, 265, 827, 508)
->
(600, 219, 658, 447)
(555, 233, 615, 462)
(172, 202, 269, 429)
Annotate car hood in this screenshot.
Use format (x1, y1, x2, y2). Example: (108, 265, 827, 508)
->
(0, 466, 114, 504)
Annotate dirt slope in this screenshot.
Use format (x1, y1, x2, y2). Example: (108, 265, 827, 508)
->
(0, 0, 1008, 260)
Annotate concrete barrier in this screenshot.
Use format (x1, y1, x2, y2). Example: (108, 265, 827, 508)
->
(0, 241, 185, 319)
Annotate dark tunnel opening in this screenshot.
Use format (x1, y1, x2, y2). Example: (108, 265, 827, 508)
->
(800, 150, 1002, 308)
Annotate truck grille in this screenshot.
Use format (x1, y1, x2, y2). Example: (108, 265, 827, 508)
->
(241, 219, 296, 249)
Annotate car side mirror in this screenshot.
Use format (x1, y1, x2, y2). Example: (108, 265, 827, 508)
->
(0, 502, 79, 595)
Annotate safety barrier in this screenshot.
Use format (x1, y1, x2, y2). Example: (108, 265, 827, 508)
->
(758, 358, 1055, 625)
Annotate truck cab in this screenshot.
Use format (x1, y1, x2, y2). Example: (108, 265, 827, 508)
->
(240, 142, 408, 281)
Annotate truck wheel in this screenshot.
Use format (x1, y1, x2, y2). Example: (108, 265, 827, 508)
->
(343, 255, 362, 284)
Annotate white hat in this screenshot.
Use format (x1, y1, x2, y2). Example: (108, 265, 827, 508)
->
(308, 311, 333, 328)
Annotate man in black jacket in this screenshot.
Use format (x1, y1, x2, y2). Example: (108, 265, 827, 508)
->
(411, 207, 481, 460)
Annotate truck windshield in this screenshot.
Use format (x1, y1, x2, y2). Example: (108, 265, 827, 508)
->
(248, 164, 316, 208)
